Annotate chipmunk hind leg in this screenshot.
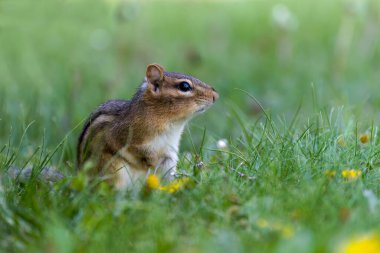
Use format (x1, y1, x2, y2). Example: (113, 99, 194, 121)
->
(101, 153, 145, 189)
(116, 165, 146, 189)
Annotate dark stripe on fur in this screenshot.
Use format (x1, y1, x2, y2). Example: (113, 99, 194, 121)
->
(76, 99, 130, 169)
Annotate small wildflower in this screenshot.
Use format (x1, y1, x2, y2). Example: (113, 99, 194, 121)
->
(341, 169, 362, 180)
(280, 225, 295, 239)
(359, 134, 370, 144)
(195, 160, 204, 169)
(338, 233, 380, 253)
(146, 174, 161, 190)
(159, 177, 190, 193)
(146, 174, 190, 193)
(256, 219, 269, 228)
(325, 170, 337, 178)
(217, 139, 228, 149)
(256, 219, 294, 239)
(337, 136, 346, 147)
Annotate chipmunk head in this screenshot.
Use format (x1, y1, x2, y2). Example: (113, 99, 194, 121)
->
(143, 63, 219, 122)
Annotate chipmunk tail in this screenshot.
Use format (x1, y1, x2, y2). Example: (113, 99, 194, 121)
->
(5, 166, 65, 183)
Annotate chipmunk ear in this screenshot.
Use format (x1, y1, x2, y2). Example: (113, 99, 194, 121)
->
(146, 64, 165, 86)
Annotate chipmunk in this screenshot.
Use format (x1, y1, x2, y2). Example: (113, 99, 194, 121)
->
(77, 63, 219, 189)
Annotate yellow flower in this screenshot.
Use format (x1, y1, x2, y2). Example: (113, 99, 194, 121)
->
(338, 233, 380, 253)
(341, 169, 362, 180)
(146, 174, 161, 190)
(337, 136, 346, 147)
(325, 170, 337, 178)
(159, 178, 190, 193)
(146, 174, 189, 193)
(256, 219, 294, 239)
(359, 134, 370, 144)
(256, 219, 269, 228)
(280, 225, 295, 239)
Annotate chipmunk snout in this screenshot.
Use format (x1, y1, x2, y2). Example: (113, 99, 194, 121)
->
(212, 88, 219, 103)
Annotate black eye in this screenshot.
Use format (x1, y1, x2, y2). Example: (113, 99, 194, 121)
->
(178, 82, 192, 92)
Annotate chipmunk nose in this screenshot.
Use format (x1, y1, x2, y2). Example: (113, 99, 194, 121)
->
(212, 88, 219, 102)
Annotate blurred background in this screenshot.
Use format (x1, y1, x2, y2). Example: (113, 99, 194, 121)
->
(1, 0, 380, 165)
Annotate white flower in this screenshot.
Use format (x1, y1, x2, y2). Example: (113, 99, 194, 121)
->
(217, 139, 228, 149)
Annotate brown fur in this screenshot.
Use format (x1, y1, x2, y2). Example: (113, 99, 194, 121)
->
(77, 63, 219, 186)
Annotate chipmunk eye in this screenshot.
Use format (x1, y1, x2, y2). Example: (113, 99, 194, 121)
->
(178, 82, 192, 92)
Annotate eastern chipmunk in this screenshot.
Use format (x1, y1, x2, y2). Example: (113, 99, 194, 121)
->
(77, 64, 219, 189)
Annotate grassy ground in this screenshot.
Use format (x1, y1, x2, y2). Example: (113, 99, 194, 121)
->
(1, 0, 380, 252)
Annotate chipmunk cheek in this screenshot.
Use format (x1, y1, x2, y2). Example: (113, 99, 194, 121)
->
(192, 103, 199, 111)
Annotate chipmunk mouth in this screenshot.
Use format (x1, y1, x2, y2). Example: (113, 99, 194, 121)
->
(195, 103, 212, 114)
(194, 98, 214, 114)
(196, 107, 207, 113)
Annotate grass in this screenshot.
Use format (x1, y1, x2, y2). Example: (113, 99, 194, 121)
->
(1, 0, 380, 252)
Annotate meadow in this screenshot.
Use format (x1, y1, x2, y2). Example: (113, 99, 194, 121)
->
(1, 0, 380, 252)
